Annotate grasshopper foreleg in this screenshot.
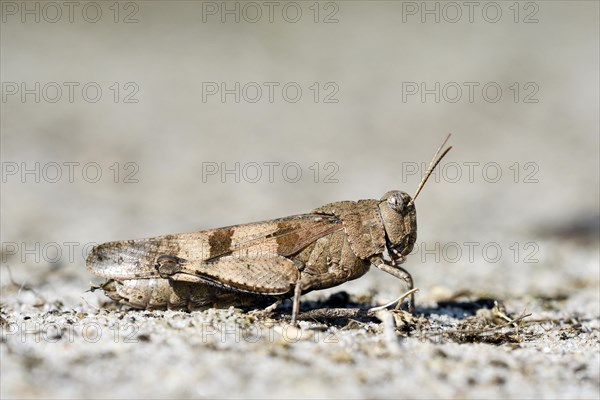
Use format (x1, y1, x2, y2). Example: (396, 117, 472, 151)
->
(370, 255, 415, 312)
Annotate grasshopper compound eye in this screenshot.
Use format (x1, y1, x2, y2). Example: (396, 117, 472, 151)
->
(388, 192, 405, 213)
(380, 191, 412, 215)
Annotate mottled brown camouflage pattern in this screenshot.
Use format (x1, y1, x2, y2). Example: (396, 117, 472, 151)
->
(87, 191, 417, 311)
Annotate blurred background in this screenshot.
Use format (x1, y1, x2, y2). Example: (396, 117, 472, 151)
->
(1, 1, 598, 398)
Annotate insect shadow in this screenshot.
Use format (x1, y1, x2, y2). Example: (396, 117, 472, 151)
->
(266, 291, 498, 325)
(418, 298, 498, 319)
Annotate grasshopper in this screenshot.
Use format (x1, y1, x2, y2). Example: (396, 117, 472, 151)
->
(87, 135, 452, 323)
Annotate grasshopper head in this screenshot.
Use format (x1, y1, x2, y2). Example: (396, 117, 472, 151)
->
(378, 190, 417, 259)
(377, 134, 452, 261)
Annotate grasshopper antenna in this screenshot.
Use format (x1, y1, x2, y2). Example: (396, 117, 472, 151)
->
(408, 134, 453, 207)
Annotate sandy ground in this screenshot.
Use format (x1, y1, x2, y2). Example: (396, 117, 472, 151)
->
(1, 1, 599, 399)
